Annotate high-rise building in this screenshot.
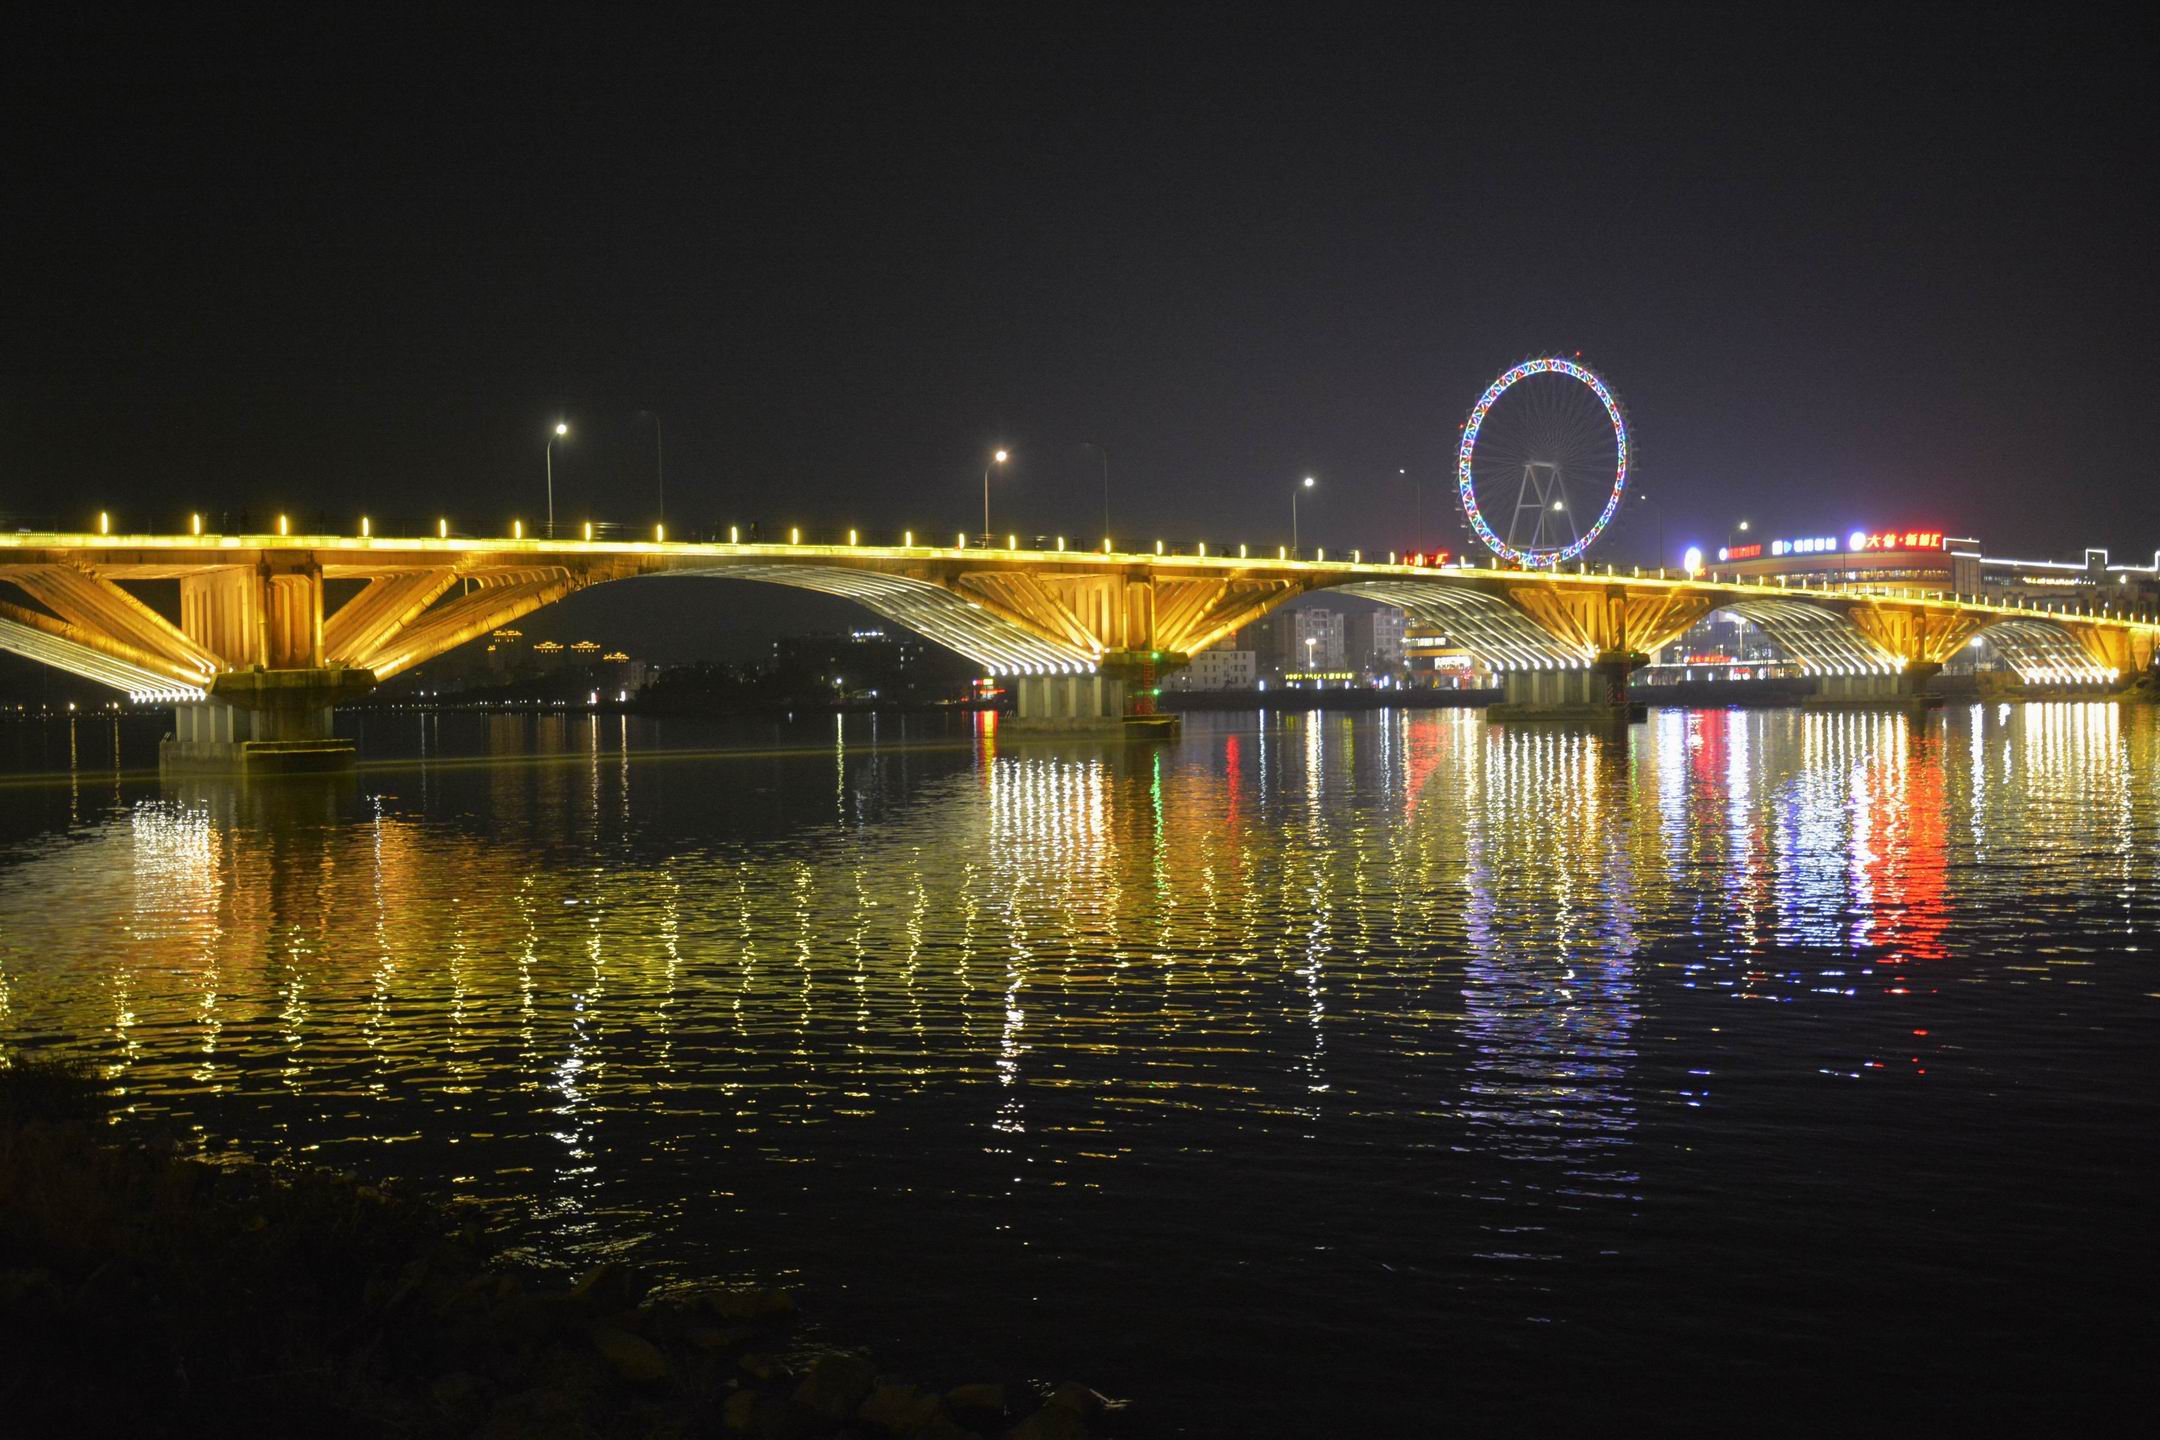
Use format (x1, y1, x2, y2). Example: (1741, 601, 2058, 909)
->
(1236, 612, 1297, 669)
(1291, 608, 1345, 670)
(1351, 608, 1406, 672)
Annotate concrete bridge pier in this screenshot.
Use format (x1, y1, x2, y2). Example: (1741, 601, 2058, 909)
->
(1806, 662, 1943, 712)
(1488, 652, 1646, 723)
(1008, 658, 1182, 739)
(160, 667, 375, 774)
(1008, 672, 1128, 733)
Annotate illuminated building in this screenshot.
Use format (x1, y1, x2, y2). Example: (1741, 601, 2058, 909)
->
(1400, 624, 1492, 689)
(1971, 546, 2160, 608)
(1708, 528, 1973, 594)
(1704, 528, 2160, 609)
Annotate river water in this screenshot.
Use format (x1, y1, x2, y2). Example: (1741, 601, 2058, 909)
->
(2, 704, 2154, 1431)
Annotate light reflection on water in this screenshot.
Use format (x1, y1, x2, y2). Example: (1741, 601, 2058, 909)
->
(1, 704, 2155, 1430)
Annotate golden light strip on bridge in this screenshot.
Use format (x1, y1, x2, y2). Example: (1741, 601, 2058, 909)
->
(0, 612, 208, 702)
(656, 563, 1099, 675)
(4, 532, 2154, 682)
(4, 528, 2159, 620)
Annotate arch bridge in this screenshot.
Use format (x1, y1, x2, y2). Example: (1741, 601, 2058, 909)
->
(1, 529, 2153, 768)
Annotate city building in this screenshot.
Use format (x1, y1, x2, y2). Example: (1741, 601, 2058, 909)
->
(1350, 608, 1406, 674)
(1703, 527, 2160, 611)
(1236, 611, 1295, 670)
(1971, 546, 2160, 609)
(1291, 608, 1345, 671)
(1173, 646, 1258, 691)
(1401, 624, 1494, 688)
(1707, 527, 1974, 594)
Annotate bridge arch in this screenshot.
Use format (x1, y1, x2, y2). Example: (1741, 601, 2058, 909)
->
(1697, 596, 1901, 676)
(1961, 615, 2122, 683)
(654, 563, 1098, 675)
(1335, 579, 1586, 670)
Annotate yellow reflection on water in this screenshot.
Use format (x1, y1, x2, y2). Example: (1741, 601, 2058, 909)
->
(0, 705, 2155, 1265)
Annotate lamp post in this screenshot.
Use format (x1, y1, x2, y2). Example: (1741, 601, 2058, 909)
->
(983, 448, 1008, 541)
(636, 411, 664, 526)
(1080, 440, 1110, 541)
(546, 421, 569, 538)
(1292, 475, 1316, 554)
(1402, 467, 1419, 554)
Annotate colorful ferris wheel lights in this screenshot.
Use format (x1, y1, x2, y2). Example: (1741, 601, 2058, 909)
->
(1456, 356, 1630, 568)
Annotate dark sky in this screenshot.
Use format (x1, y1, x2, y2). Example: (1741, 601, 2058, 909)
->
(6, 3, 2158, 651)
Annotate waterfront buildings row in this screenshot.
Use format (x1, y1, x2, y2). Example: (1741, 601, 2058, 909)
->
(1707, 529, 2160, 608)
(1166, 603, 1444, 691)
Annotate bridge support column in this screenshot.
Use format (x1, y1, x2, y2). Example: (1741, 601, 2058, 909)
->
(1489, 652, 1645, 723)
(1008, 672, 1128, 734)
(160, 667, 376, 775)
(1806, 662, 1943, 712)
(1007, 660, 1182, 739)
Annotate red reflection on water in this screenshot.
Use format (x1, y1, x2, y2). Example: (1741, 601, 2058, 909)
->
(1860, 731, 1949, 963)
(1400, 711, 1452, 820)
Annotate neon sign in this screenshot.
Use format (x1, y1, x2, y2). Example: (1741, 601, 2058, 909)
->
(1717, 543, 1763, 561)
(1401, 550, 1452, 568)
(1761, 530, 1945, 558)
(1847, 529, 1944, 552)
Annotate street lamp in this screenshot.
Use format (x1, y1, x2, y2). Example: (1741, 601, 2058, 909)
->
(546, 422, 569, 538)
(1080, 440, 1111, 542)
(983, 448, 1009, 541)
(636, 410, 663, 526)
(1293, 475, 1316, 553)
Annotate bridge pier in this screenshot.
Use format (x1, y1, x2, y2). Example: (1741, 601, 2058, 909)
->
(1805, 662, 1942, 712)
(1008, 672, 1127, 733)
(1007, 662, 1182, 739)
(160, 667, 375, 774)
(1488, 653, 1645, 723)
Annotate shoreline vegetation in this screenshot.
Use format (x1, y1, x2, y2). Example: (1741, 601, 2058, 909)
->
(0, 1059, 1134, 1439)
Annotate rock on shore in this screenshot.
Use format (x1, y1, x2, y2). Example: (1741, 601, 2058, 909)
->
(0, 1058, 1137, 1439)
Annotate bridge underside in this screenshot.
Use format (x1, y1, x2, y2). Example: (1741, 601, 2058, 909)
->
(0, 535, 2153, 763)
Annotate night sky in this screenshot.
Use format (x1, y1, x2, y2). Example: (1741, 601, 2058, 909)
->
(7, 4, 2158, 653)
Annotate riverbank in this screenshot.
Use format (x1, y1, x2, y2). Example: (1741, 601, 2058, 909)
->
(1161, 687, 1497, 711)
(0, 1060, 1132, 1439)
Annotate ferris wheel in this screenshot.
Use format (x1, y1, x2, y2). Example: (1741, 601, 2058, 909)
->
(1456, 356, 1630, 567)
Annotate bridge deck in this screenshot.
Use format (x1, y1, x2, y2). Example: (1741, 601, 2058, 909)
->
(1, 531, 2154, 694)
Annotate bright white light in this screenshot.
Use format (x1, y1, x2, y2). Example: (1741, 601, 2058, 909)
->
(1301, 476, 1315, 488)
(993, 449, 1009, 464)
(555, 422, 569, 437)
(1683, 546, 1704, 574)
